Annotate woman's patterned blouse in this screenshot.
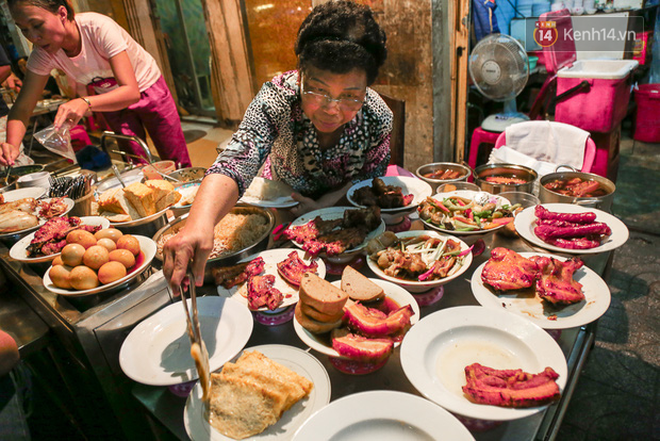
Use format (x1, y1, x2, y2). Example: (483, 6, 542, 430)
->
(205, 70, 393, 199)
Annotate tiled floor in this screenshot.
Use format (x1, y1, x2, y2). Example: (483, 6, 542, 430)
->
(557, 136, 660, 441)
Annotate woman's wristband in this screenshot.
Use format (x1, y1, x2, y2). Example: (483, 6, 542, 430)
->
(80, 96, 92, 109)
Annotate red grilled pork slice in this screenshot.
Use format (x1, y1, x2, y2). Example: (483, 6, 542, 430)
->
(246, 274, 283, 311)
(530, 256, 585, 305)
(462, 363, 561, 408)
(276, 251, 318, 287)
(344, 302, 413, 338)
(214, 257, 265, 289)
(331, 328, 393, 363)
(545, 237, 601, 250)
(534, 223, 611, 241)
(535, 205, 597, 224)
(481, 248, 540, 291)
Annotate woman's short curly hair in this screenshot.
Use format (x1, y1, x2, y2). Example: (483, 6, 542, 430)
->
(295, 1, 387, 85)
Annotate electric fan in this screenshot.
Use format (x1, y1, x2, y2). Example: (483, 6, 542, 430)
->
(469, 33, 530, 132)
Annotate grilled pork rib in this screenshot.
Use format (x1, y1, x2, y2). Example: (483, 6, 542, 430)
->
(463, 363, 561, 408)
(481, 248, 540, 291)
(530, 256, 585, 305)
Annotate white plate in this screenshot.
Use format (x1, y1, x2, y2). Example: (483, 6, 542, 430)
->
(216, 248, 326, 311)
(366, 230, 473, 293)
(288, 206, 386, 257)
(400, 306, 568, 421)
(96, 168, 144, 193)
(347, 176, 433, 215)
(108, 205, 169, 227)
(240, 195, 299, 209)
(119, 296, 253, 386)
(42, 235, 156, 297)
(471, 252, 611, 329)
(421, 190, 512, 235)
(38, 197, 75, 218)
(1, 187, 47, 201)
(292, 390, 475, 441)
(0, 192, 73, 238)
(293, 279, 420, 358)
(9, 216, 111, 263)
(184, 344, 331, 441)
(514, 203, 629, 254)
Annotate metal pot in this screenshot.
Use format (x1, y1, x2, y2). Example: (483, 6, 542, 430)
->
(473, 163, 538, 195)
(415, 162, 471, 193)
(0, 164, 45, 186)
(539, 170, 615, 211)
(152, 204, 275, 282)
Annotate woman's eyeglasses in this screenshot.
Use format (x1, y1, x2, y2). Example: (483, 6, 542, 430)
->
(300, 79, 364, 111)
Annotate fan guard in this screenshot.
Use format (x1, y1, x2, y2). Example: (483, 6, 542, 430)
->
(469, 34, 530, 102)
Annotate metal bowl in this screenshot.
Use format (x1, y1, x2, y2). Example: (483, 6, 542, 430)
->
(168, 167, 206, 183)
(539, 170, 615, 212)
(415, 162, 471, 193)
(152, 204, 275, 282)
(473, 163, 538, 195)
(0, 164, 45, 186)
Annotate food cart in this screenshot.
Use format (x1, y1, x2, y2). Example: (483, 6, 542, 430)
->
(0, 168, 619, 440)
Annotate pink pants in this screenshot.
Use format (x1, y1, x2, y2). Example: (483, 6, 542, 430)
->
(101, 76, 192, 167)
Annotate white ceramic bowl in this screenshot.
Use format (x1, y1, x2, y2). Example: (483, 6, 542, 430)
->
(366, 229, 473, 293)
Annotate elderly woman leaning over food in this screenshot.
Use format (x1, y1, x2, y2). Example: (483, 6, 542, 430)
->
(163, 0, 392, 293)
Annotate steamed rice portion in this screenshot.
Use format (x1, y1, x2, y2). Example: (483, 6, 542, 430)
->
(157, 213, 270, 259)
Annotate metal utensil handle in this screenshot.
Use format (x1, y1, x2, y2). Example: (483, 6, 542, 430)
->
(111, 164, 126, 188)
(554, 164, 578, 173)
(100, 130, 154, 163)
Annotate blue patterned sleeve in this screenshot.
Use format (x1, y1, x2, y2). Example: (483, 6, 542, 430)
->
(205, 81, 292, 196)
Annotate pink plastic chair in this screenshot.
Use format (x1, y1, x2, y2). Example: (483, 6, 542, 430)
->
(493, 126, 597, 174)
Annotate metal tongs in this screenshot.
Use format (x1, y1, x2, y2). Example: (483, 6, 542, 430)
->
(179, 271, 211, 405)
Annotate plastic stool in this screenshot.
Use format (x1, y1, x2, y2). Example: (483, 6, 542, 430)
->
(467, 127, 502, 169)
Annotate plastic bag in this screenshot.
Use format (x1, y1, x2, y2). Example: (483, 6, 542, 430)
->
(34, 121, 77, 163)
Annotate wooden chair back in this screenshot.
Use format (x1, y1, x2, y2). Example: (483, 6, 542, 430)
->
(379, 93, 405, 167)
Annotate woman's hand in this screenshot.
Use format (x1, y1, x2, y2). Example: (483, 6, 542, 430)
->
(289, 192, 322, 216)
(0, 142, 19, 167)
(162, 223, 215, 296)
(53, 98, 89, 130)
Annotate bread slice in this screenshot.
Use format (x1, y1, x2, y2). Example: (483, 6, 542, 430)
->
(300, 302, 345, 323)
(123, 182, 156, 218)
(208, 372, 284, 439)
(294, 302, 343, 334)
(221, 351, 312, 412)
(98, 188, 127, 214)
(341, 265, 384, 302)
(144, 179, 175, 204)
(299, 272, 348, 316)
(155, 190, 182, 211)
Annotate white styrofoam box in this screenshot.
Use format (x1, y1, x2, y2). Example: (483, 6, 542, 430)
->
(557, 59, 638, 79)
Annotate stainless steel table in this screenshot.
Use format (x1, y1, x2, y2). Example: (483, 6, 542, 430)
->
(130, 226, 611, 441)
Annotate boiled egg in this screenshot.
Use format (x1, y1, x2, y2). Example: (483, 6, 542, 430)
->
(98, 261, 127, 285)
(49, 264, 73, 289)
(108, 249, 136, 269)
(82, 245, 110, 270)
(66, 230, 97, 249)
(94, 228, 123, 243)
(117, 235, 140, 256)
(61, 243, 85, 267)
(69, 266, 99, 290)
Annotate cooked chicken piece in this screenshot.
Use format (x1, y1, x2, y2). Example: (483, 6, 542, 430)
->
(481, 247, 540, 291)
(530, 256, 585, 305)
(0, 210, 39, 233)
(0, 197, 38, 214)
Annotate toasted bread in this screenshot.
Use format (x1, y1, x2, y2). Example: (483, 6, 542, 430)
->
(341, 265, 384, 302)
(294, 302, 343, 334)
(98, 188, 127, 214)
(123, 182, 156, 218)
(298, 272, 348, 317)
(155, 190, 182, 211)
(144, 179, 175, 203)
(300, 302, 345, 323)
